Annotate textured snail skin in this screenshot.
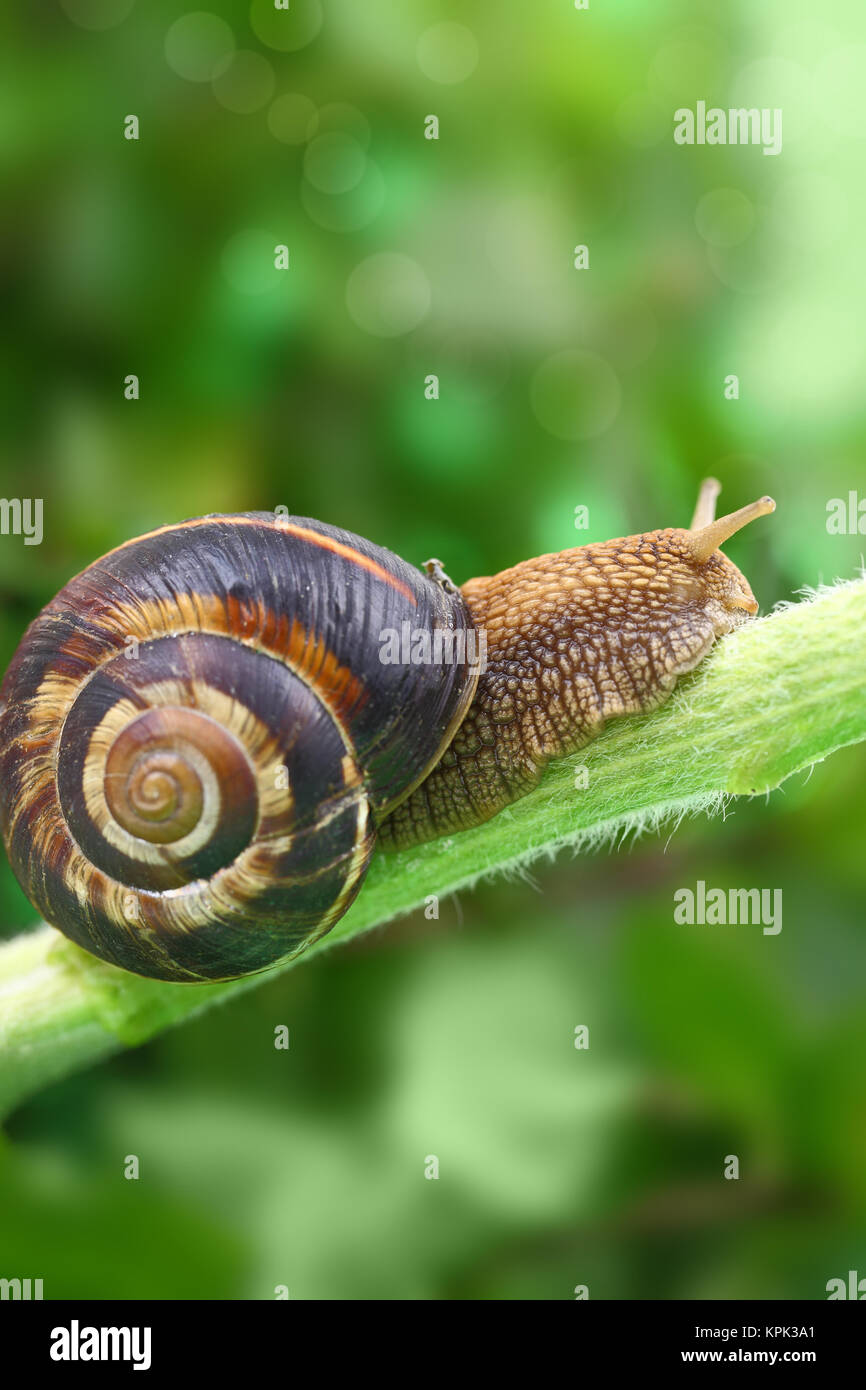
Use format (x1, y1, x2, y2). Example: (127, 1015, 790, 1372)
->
(0, 515, 477, 982)
(380, 501, 773, 850)
(0, 486, 773, 983)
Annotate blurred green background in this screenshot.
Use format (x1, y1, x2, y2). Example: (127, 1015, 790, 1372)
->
(1, 0, 865, 1299)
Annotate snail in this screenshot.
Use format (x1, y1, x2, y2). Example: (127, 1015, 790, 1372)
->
(0, 479, 774, 983)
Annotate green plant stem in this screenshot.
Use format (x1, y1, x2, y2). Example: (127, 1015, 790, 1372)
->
(1, 578, 864, 1118)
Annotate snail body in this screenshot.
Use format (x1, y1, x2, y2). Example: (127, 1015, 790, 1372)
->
(0, 481, 773, 982)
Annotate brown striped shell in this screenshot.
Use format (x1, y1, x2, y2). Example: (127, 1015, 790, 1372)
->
(0, 514, 479, 982)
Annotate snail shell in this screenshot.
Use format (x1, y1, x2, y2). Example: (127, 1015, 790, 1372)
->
(0, 514, 477, 982)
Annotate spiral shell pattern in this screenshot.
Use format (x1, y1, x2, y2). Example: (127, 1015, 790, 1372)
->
(0, 515, 478, 981)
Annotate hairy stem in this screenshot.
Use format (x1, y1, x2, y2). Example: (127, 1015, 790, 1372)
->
(0, 578, 864, 1118)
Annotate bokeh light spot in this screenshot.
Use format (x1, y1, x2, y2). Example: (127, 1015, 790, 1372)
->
(417, 22, 479, 85)
(212, 50, 275, 114)
(250, 0, 323, 53)
(530, 351, 622, 441)
(346, 254, 431, 337)
(165, 12, 235, 83)
(304, 133, 366, 195)
(695, 189, 755, 248)
(268, 93, 318, 145)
